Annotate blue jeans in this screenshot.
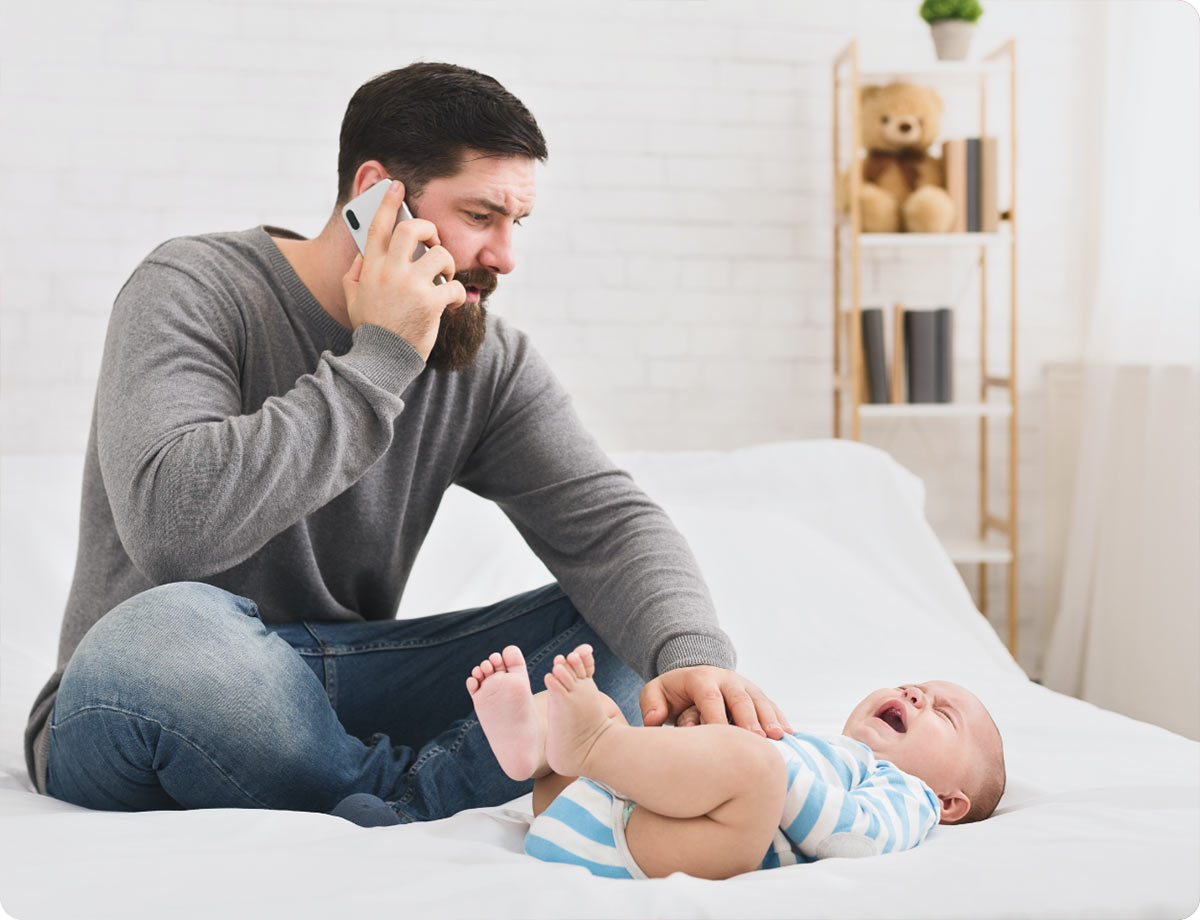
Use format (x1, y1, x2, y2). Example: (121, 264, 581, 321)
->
(45, 581, 643, 821)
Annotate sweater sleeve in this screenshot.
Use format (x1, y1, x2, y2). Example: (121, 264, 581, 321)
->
(452, 325, 735, 680)
(96, 257, 426, 582)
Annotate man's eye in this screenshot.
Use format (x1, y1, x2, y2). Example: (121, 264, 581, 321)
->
(468, 212, 488, 222)
(514, 219, 523, 228)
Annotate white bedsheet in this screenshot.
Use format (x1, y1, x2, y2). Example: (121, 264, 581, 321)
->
(1, 440, 1197, 919)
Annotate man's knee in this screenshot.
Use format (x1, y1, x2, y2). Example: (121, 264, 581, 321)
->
(59, 581, 269, 712)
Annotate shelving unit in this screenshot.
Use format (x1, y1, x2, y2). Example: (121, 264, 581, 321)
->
(831, 40, 1019, 656)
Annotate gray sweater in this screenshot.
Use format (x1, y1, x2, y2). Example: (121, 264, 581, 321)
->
(25, 226, 735, 793)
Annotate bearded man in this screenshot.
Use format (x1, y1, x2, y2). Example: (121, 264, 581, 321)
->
(26, 63, 790, 820)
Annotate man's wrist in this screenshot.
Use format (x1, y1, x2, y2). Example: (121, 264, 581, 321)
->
(655, 634, 737, 676)
(343, 323, 427, 394)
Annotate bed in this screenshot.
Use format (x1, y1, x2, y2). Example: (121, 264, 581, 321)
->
(1, 439, 1197, 919)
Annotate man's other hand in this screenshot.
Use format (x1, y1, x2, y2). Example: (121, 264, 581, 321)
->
(639, 666, 792, 740)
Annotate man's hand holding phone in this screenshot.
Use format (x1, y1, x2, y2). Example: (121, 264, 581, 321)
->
(341, 180, 466, 362)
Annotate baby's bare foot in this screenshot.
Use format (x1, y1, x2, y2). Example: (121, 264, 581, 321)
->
(544, 644, 618, 778)
(466, 645, 542, 781)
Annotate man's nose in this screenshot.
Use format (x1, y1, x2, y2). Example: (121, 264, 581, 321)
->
(480, 226, 516, 275)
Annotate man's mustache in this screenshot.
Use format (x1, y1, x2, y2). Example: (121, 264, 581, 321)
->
(455, 268, 498, 295)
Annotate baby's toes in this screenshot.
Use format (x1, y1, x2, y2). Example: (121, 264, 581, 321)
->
(489, 651, 504, 671)
(500, 645, 526, 671)
(575, 644, 596, 678)
(566, 650, 588, 680)
(552, 655, 576, 689)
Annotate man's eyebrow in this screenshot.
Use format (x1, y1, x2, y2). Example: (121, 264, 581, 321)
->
(461, 197, 532, 220)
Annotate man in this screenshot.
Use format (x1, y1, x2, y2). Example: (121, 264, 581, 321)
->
(25, 62, 790, 821)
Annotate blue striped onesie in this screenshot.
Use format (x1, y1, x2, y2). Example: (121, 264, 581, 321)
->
(524, 731, 941, 878)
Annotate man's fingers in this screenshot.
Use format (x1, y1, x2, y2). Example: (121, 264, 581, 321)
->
(752, 695, 788, 739)
(419, 244, 456, 286)
(390, 218, 441, 265)
(639, 680, 669, 726)
(694, 685, 731, 727)
(341, 254, 362, 314)
(442, 280, 467, 311)
(722, 686, 765, 736)
(365, 179, 404, 263)
(639, 666, 792, 738)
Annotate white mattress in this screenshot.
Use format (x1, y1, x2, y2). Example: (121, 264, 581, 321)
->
(1, 440, 1197, 919)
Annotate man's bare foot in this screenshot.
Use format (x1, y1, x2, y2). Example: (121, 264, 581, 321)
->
(544, 644, 621, 778)
(466, 645, 543, 781)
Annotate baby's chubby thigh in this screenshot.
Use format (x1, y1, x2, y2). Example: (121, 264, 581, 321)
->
(624, 724, 787, 880)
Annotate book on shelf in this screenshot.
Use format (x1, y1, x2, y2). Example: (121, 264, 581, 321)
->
(941, 137, 998, 232)
(934, 307, 953, 402)
(844, 312, 871, 400)
(902, 307, 954, 403)
(861, 308, 890, 403)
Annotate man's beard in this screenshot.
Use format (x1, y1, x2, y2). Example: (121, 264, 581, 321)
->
(425, 267, 496, 372)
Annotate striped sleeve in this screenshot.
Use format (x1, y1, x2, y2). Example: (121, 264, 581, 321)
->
(764, 733, 940, 866)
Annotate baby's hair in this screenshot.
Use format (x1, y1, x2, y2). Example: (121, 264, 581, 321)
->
(957, 710, 1005, 824)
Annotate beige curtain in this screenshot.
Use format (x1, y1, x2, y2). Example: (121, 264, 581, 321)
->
(1042, 1, 1200, 740)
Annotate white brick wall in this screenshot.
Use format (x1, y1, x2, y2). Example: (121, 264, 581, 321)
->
(0, 0, 1107, 671)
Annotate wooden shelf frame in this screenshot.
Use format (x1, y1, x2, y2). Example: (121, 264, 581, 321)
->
(831, 40, 1020, 657)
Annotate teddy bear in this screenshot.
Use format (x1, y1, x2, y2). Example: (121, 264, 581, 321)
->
(843, 81, 956, 233)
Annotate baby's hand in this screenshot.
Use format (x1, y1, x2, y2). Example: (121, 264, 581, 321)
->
(674, 705, 701, 728)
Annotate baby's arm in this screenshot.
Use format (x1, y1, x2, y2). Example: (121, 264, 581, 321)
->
(772, 735, 941, 861)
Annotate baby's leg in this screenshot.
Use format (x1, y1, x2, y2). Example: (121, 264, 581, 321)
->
(545, 648, 786, 880)
(466, 644, 626, 790)
(466, 645, 549, 781)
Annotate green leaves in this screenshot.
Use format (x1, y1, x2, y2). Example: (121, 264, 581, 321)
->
(919, 0, 984, 24)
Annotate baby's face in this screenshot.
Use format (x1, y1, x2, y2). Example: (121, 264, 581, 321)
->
(843, 681, 992, 820)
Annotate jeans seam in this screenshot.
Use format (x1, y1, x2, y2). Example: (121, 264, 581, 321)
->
(50, 704, 273, 809)
(523, 619, 585, 672)
(300, 623, 338, 710)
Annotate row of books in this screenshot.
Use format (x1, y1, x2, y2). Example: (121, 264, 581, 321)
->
(858, 306, 953, 404)
(942, 137, 999, 233)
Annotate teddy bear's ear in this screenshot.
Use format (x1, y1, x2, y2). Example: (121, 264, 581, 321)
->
(861, 85, 881, 103)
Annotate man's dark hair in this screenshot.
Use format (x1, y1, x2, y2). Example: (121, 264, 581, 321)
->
(336, 62, 548, 206)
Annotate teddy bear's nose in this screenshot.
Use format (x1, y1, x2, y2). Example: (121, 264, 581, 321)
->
(899, 121, 912, 134)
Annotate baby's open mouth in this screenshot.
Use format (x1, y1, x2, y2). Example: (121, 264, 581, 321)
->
(875, 701, 907, 733)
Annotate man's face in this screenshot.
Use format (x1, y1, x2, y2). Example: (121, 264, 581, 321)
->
(842, 681, 990, 811)
(407, 152, 536, 371)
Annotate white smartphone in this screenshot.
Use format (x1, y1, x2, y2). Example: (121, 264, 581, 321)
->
(341, 179, 441, 283)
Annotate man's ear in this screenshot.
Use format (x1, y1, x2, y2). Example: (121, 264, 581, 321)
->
(353, 160, 395, 198)
(938, 790, 971, 824)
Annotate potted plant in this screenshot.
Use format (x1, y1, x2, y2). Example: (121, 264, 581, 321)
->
(920, 0, 983, 61)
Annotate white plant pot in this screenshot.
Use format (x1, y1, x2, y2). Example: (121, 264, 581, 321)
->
(930, 20, 975, 61)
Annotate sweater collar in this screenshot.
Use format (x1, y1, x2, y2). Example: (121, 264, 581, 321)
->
(255, 225, 353, 351)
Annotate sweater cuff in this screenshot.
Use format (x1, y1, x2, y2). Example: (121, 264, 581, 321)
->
(655, 634, 737, 675)
(344, 324, 426, 395)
